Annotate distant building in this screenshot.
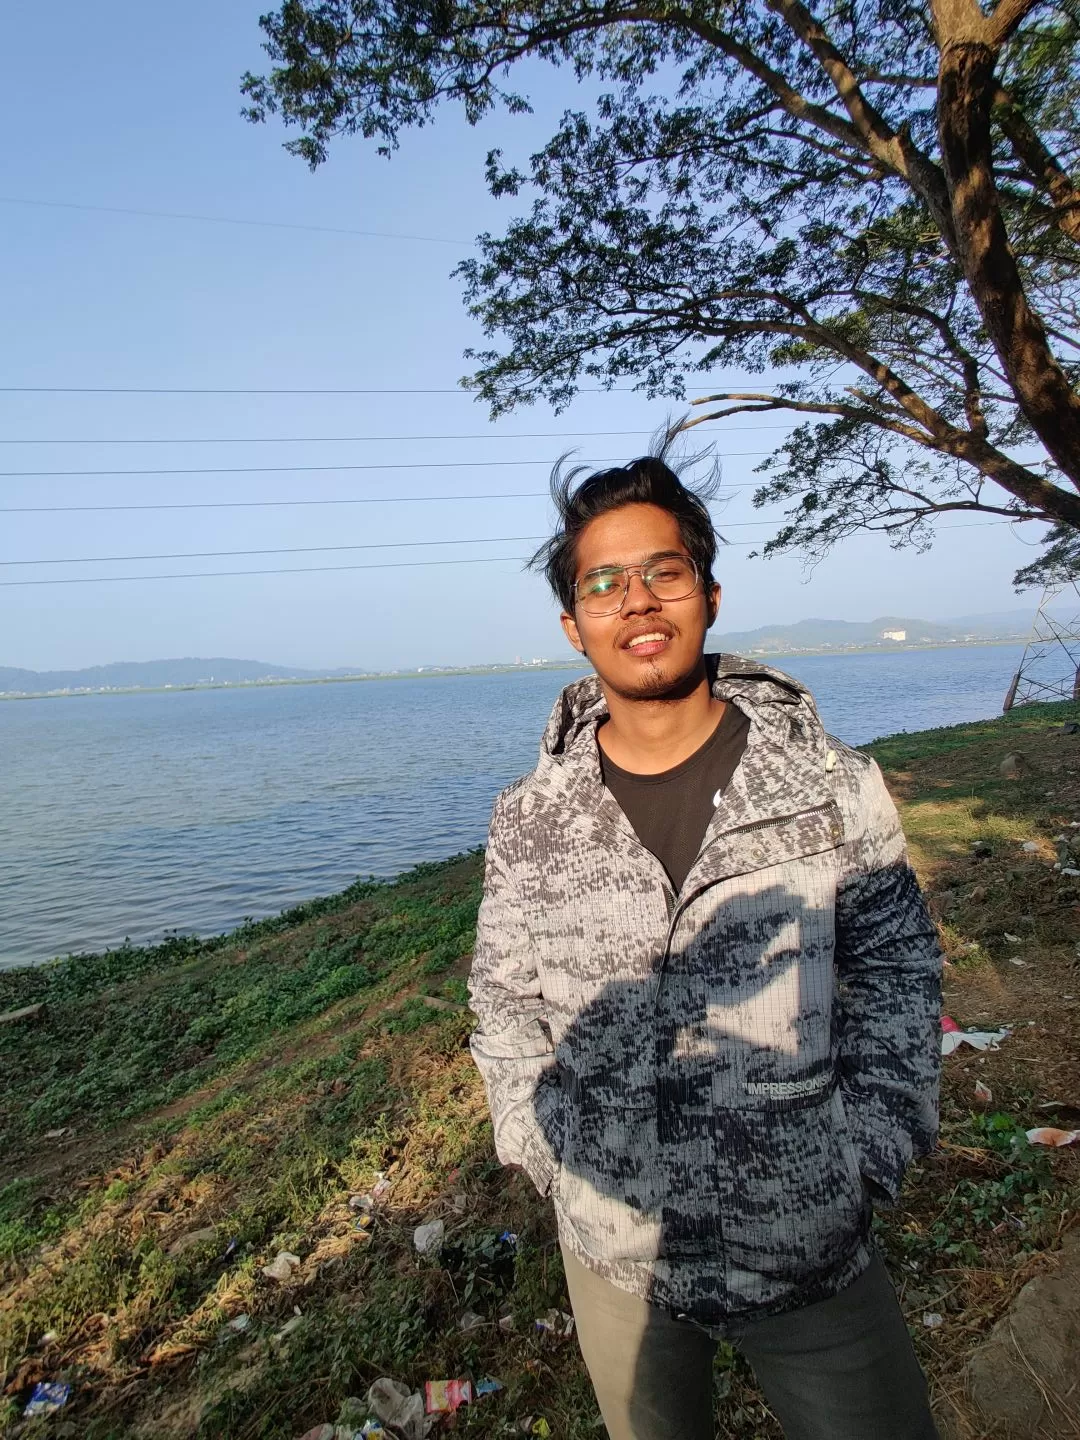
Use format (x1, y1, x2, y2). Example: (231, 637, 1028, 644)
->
(881, 628, 907, 642)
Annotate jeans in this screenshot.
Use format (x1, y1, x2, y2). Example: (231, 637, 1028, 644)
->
(562, 1246, 939, 1440)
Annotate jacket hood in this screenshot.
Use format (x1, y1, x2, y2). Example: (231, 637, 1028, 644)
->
(539, 652, 822, 763)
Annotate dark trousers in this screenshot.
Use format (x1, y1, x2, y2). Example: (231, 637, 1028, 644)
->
(562, 1246, 939, 1440)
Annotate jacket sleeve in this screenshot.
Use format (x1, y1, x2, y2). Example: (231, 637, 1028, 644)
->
(468, 793, 564, 1197)
(834, 755, 942, 1203)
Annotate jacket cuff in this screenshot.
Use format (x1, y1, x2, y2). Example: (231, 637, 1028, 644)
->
(520, 1080, 563, 1198)
(843, 1098, 911, 1205)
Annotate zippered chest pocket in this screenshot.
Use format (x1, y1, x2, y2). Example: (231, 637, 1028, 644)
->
(705, 800, 844, 881)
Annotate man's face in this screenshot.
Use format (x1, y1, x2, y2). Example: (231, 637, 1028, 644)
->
(559, 503, 720, 701)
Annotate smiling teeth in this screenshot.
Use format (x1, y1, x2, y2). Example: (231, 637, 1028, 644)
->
(628, 633, 667, 647)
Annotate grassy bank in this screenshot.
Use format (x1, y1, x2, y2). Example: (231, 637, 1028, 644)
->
(2, 703, 1080, 1437)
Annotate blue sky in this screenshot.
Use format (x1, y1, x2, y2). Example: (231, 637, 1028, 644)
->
(0, 2, 1050, 672)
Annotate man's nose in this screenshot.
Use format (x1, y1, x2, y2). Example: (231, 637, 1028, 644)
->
(620, 571, 659, 614)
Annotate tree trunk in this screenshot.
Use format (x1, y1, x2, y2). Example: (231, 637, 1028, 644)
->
(937, 38, 1080, 492)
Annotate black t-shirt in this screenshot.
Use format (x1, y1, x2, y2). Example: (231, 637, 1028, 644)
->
(598, 703, 751, 893)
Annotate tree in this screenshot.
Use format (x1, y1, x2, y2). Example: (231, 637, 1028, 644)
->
(242, 0, 1080, 585)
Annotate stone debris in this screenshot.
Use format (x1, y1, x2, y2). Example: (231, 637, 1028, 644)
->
(262, 1250, 302, 1282)
(966, 1231, 1080, 1436)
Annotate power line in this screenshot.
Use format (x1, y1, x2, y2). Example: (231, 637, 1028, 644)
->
(0, 384, 619, 395)
(0, 424, 793, 445)
(0, 483, 793, 514)
(0, 555, 534, 587)
(0, 384, 741, 397)
(0, 452, 772, 480)
(0, 492, 545, 514)
(2, 534, 547, 568)
(0, 195, 471, 248)
(0, 521, 1020, 588)
(2, 518, 793, 568)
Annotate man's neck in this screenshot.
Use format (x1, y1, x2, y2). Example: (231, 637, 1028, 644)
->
(596, 665, 726, 775)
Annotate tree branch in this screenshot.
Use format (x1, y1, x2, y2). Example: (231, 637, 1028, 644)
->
(988, 0, 1045, 46)
(764, 0, 957, 242)
(993, 86, 1080, 244)
(933, 16, 1080, 488)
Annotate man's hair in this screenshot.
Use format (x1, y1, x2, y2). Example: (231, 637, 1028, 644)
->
(530, 435, 723, 612)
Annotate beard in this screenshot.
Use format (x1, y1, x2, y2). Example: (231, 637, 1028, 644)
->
(603, 650, 708, 704)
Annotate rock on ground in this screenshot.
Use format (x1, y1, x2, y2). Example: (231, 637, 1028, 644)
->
(965, 1231, 1080, 1437)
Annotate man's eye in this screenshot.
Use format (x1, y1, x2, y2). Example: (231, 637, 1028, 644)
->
(585, 575, 619, 594)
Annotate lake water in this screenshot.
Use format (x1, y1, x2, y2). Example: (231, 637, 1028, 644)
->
(0, 644, 1025, 968)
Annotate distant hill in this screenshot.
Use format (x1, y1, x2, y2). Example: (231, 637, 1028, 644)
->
(1, 611, 1038, 693)
(713, 610, 1034, 654)
(0, 658, 368, 694)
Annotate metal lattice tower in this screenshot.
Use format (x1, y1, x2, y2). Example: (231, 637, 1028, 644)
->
(1003, 577, 1080, 710)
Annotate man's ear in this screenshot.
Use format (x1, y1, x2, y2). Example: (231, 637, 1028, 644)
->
(560, 610, 586, 654)
(706, 583, 721, 628)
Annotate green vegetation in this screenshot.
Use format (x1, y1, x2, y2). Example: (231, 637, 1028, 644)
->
(2, 705, 1079, 1437)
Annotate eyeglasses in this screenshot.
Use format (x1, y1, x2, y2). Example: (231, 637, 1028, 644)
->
(573, 554, 701, 616)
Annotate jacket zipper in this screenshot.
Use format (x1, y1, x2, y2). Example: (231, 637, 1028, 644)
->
(652, 801, 840, 1001)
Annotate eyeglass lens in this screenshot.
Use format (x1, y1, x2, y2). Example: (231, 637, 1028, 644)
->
(577, 556, 698, 614)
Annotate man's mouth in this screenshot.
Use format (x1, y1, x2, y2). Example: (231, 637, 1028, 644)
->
(623, 630, 673, 656)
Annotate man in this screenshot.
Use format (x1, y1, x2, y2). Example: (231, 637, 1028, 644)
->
(468, 453, 942, 1440)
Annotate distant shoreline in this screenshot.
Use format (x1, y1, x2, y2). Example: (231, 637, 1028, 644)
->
(0, 638, 1025, 702)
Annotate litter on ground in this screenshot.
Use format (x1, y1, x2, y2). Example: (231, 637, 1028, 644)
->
(922, 1312, 944, 1329)
(366, 1378, 425, 1440)
(974, 1080, 993, 1103)
(535, 1308, 576, 1337)
(424, 1379, 473, 1413)
(941, 1019, 1010, 1056)
(476, 1377, 504, 1396)
(1025, 1127, 1080, 1147)
(413, 1218, 445, 1255)
(24, 1382, 72, 1416)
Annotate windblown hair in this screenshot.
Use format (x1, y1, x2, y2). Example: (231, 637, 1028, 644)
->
(530, 429, 724, 612)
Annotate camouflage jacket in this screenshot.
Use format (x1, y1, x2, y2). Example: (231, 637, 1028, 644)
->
(468, 655, 941, 1324)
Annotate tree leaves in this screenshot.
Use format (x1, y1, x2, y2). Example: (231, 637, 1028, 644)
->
(244, 0, 1080, 582)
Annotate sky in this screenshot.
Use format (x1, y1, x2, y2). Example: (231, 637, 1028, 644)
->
(0, 3, 1053, 673)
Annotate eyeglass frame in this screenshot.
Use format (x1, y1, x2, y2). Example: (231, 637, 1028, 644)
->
(571, 552, 703, 616)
